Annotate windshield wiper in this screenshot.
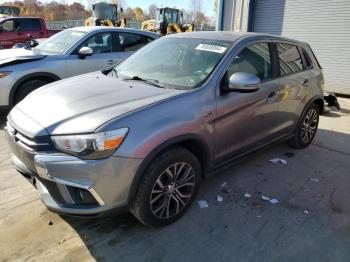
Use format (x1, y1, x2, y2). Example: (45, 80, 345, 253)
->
(108, 67, 119, 78)
(123, 76, 165, 89)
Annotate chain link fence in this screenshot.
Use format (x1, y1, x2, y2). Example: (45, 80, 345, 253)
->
(47, 19, 215, 31)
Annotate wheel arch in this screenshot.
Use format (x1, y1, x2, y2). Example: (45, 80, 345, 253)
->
(313, 97, 324, 114)
(127, 134, 212, 204)
(296, 95, 324, 130)
(9, 72, 61, 106)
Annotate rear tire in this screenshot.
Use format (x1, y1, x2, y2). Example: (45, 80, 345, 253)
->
(288, 103, 319, 149)
(14, 79, 49, 105)
(130, 147, 202, 227)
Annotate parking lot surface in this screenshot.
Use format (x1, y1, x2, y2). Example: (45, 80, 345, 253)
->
(1, 98, 350, 262)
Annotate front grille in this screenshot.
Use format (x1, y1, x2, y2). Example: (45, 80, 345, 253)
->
(6, 121, 53, 152)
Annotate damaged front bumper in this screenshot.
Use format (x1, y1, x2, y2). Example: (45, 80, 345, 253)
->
(6, 127, 142, 217)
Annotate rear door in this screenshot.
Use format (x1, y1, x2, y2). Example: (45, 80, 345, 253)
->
(214, 41, 283, 163)
(275, 42, 311, 133)
(65, 31, 117, 77)
(117, 32, 155, 61)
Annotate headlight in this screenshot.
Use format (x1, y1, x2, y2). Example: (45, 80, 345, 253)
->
(0, 71, 11, 79)
(51, 128, 129, 159)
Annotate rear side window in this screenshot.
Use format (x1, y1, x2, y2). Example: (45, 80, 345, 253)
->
(277, 43, 303, 75)
(19, 19, 41, 31)
(300, 48, 313, 69)
(306, 44, 322, 69)
(118, 32, 149, 52)
(228, 42, 272, 81)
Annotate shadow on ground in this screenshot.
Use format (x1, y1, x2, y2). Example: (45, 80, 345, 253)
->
(58, 128, 350, 262)
(0, 112, 8, 130)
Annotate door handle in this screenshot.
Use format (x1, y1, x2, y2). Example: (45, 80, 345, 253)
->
(266, 91, 277, 103)
(107, 59, 115, 65)
(303, 79, 310, 87)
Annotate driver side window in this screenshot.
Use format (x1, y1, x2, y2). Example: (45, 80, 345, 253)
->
(80, 32, 113, 54)
(228, 42, 272, 81)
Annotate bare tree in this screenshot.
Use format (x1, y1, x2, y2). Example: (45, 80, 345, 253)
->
(148, 4, 157, 19)
(125, 6, 135, 20)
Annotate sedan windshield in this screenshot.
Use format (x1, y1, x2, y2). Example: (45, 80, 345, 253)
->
(113, 37, 233, 90)
(35, 30, 87, 54)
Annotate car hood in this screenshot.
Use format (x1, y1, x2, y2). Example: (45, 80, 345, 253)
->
(15, 72, 187, 135)
(0, 48, 46, 67)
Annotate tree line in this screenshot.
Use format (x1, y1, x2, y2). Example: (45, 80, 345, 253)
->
(1, 0, 215, 26)
(1, 0, 91, 21)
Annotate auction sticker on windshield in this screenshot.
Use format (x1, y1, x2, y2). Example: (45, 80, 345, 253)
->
(195, 44, 227, 54)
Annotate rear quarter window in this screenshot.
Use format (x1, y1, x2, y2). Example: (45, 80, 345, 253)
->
(118, 32, 150, 52)
(277, 43, 303, 75)
(300, 48, 313, 69)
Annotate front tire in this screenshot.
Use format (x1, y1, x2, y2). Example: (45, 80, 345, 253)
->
(288, 103, 320, 148)
(14, 79, 50, 105)
(130, 147, 202, 227)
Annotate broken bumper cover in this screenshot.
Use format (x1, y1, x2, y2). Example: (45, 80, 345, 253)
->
(11, 152, 142, 216)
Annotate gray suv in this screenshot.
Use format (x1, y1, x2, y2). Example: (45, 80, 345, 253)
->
(5, 32, 324, 227)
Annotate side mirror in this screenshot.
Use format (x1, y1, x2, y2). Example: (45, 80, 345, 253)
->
(228, 72, 261, 92)
(78, 47, 93, 59)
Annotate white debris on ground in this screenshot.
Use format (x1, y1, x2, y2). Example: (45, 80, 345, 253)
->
(269, 198, 279, 204)
(216, 195, 224, 202)
(260, 195, 279, 204)
(269, 158, 288, 165)
(244, 193, 252, 198)
(197, 200, 209, 208)
(261, 195, 270, 201)
(304, 210, 309, 214)
(221, 181, 227, 187)
(310, 178, 319, 182)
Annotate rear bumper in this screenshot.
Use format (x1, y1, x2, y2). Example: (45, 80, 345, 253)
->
(7, 130, 143, 216)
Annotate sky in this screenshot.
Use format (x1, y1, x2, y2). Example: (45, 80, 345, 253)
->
(0, 0, 216, 17)
(123, 0, 215, 17)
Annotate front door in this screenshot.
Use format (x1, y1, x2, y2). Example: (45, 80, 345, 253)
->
(65, 32, 122, 78)
(0, 19, 26, 48)
(214, 42, 283, 163)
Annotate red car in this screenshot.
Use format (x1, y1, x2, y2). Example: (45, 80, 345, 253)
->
(0, 17, 60, 49)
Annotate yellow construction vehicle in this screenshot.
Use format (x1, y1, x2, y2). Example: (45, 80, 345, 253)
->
(85, 2, 126, 27)
(141, 7, 193, 35)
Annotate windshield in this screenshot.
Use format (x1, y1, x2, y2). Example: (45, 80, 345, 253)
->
(165, 10, 178, 24)
(113, 37, 232, 90)
(34, 30, 87, 54)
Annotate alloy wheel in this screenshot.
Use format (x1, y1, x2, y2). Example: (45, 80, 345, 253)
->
(301, 108, 318, 143)
(150, 162, 195, 219)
